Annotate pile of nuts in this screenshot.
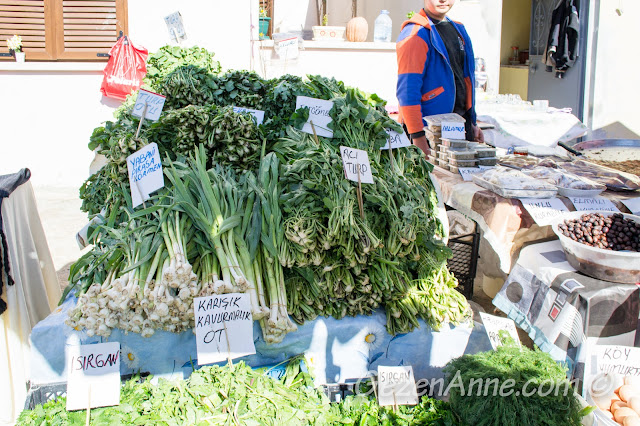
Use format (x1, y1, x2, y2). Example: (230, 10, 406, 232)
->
(558, 213, 640, 252)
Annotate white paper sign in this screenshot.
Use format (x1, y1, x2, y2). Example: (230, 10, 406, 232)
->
(275, 37, 299, 59)
(621, 197, 640, 215)
(377, 366, 419, 406)
(126, 143, 164, 208)
(479, 312, 521, 350)
(295, 96, 334, 138)
(194, 293, 256, 365)
(441, 121, 466, 139)
(569, 197, 620, 213)
(520, 198, 569, 226)
(232, 106, 265, 125)
(458, 167, 483, 181)
(164, 11, 186, 41)
(66, 342, 120, 411)
(340, 146, 374, 184)
(381, 129, 412, 150)
(132, 89, 166, 122)
(592, 345, 640, 378)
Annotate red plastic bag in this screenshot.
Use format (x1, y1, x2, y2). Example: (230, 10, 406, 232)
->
(100, 36, 148, 100)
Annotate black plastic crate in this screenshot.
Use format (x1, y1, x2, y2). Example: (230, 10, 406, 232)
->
(447, 226, 480, 300)
(24, 373, 150, 411)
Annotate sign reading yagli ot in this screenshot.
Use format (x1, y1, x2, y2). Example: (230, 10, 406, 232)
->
(457, 167, 484, 181)
(232, 106, 265, 125)
(441, 121, 466, 139)
(66, 342, 120, 411)
(520, 198, 569, 226)
(381, 129, 412, 150)
(295, 96, 334, 138)
(127, 143, 164, 208)
(132, 89, 166, 121)
(377, 366, 419, 406)
(340, 146, 374, 184)
(194, 293, 256, 365)
(479, 312, 521, 350)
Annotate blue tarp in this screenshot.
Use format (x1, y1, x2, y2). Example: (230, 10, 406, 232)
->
(30, 296, 492, 385)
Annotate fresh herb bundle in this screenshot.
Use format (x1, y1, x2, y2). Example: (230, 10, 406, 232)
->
(443, 344, 592, 426)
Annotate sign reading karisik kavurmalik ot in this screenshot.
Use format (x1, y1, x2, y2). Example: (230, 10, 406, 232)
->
(194, 293, 256, 365)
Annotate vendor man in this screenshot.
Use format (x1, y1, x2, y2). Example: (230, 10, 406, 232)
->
(396, 0, 483, 156)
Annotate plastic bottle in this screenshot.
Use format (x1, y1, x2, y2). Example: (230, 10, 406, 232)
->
(373, 10, 392, 43)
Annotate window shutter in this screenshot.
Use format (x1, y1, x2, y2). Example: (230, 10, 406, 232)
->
(0, 0, 53, 60)
(54, 0, 127, 60)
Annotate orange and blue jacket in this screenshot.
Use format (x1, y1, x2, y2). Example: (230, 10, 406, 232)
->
(396, 9, 477, 135)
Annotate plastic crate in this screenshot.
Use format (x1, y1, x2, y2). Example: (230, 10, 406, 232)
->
(320, 377, 431, 403)
(24, 373, 150, 411)
(447, 226, 480, 300)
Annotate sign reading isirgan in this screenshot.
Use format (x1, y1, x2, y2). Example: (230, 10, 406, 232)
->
(194, 293, 256, 365)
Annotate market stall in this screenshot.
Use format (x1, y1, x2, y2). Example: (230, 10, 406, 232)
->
(16, 46, 491, 421)
(428, 157, 640, 296)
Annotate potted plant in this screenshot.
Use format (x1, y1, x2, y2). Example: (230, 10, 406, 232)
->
(259, 7, 271, 40)
(312, 0, 345, 41)
(7, 35, 25, 62)
(346, 0, 368, 42)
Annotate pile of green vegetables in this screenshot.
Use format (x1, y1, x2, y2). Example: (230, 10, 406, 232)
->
(443, 341, 593, 426)
(17, 358, 459, 426)
(73, 45, 470, 341)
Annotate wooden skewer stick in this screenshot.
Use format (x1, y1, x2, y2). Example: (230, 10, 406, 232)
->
(223, 321, 233, 368)
(135, 102, 148, 138)
(356, 166, 365, 220)
(86, 385, 92, 426)
(310, 120, 321, 146)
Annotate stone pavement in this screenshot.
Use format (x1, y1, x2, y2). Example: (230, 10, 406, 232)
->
(32, 186, 89, 291)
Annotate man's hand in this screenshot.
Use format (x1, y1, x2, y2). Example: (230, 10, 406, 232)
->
(412, 135, 431, 158)
(472, 125, 484, 143)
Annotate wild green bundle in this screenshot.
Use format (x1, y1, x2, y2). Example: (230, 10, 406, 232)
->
(443, 343, 592, 426)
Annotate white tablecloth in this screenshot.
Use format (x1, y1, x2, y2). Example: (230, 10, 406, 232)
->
(1, 181, 60, 425)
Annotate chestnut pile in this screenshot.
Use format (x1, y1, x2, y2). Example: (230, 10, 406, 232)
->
(558, 213, 640, 252)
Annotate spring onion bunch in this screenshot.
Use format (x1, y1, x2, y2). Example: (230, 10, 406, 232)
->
(65, 208, 200, 337)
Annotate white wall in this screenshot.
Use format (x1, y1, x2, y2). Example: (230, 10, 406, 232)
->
(589, 1, 640, 139)
(0, 1, 260, 188)
(127, 0, 256, 72)
(274, 0, 502, 94)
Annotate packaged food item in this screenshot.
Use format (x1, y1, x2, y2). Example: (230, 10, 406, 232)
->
(437, 158, 449, 168)
(477, 157, 498, 166)
(449, 158, 478, 167)
(437, 144, 449, 153)
(427, 155, 437, 164)
(425, 128, 441, 142)
(498, 154, 541, 170)
(441, 138, 469, 148)
(472, 166, 557, 198)
(448, 150, 476, 160)
(475, 146, 497, 158)
(437, 151, 449, 160)
(560, 159, 640, 191)
(521, 166, 606, 194)
(423, 113, 465, 131)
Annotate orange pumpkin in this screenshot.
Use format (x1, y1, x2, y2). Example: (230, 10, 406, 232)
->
(346, 17, 368, 42)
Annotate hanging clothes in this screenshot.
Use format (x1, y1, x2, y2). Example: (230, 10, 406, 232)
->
(543, 0, 580, 79)
(0, 168, 31, 314)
